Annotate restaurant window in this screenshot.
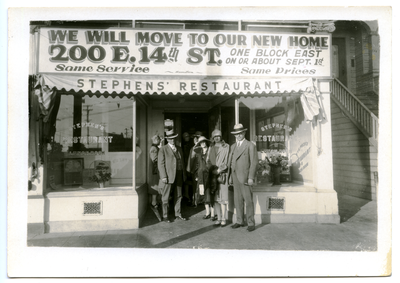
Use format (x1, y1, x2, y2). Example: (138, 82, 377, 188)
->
(48, 94, 139, 190)
(135, 98, 147, 187)
(239, 95, 313, 186)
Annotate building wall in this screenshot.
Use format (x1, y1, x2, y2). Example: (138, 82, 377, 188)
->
(330, 99, 377, 200)
(354, 24, 379, 117)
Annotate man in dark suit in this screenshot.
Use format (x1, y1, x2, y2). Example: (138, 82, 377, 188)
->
(158, 129, 188, 223)
(228, 124, 258, 232)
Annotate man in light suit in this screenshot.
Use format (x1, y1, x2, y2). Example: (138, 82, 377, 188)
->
(158, 129, 188, 223)
(228, 124, 258, 232)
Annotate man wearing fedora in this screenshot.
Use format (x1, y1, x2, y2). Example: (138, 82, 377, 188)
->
(158, 129, 188, 223)
(228, 123, 258, 232)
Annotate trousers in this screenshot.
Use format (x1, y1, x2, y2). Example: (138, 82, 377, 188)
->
(232, 171, 255, 227)
(160, 170, 183, 219)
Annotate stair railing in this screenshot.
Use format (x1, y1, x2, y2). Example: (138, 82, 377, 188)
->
(330, 78, 378, 147)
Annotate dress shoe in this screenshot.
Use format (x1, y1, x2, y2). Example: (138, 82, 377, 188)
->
(211, 216, 218, 221)
(213, 220, 221, 226)
(231, 223, 244, 229)
(163, 219, 171, 223)
(203, 214, 211, 219)
(175, 215, 187, 221)
(221, 220, 227, 227)
(247, 226, 255, 232)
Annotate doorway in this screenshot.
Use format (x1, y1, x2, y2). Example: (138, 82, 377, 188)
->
(332, 37, 348, 86)
(164, 112, 210, 147)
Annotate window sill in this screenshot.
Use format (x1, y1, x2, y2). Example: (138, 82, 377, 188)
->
(45, 183, 140, 198)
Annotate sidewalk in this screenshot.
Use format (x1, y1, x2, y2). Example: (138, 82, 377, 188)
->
(27, 194, 377, 251)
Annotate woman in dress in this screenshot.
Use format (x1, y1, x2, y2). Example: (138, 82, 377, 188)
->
(193, 136, 215, 220)
(207, 129, 230, 227)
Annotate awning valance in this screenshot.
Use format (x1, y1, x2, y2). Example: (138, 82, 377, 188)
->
(39, 74, 317, 96)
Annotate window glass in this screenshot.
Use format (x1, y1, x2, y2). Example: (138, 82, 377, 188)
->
(50, 95, 135, 190)
(135, 98, 147, 187)
(239, 95, 313, 185)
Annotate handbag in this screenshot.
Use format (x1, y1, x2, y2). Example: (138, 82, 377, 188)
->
(217, 173, 226, 184)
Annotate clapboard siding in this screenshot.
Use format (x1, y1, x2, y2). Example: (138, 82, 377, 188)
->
(333, 164, 377, 174)
(333, 139, 372, 147)
(330, 98, 378, 200)
(332, 152, 378, 160)
(332, 127, 369, 136)
(332, 133, 369, 142)
(333, 169, 376, 180)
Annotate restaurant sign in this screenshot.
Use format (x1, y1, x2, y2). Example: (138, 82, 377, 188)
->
(38, 28, 331, 77)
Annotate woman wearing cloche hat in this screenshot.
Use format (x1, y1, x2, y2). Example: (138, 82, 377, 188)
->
(207, 129, 230, 227)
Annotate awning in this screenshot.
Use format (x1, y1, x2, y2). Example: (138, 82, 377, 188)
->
(39, 74, 317, 96)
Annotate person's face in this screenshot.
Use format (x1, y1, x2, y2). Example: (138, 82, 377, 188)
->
(184, 136, 190, 142)
(194, 136, 199, 144)
(213, 135, 221, 143)
(167, 138, 175, 145)
(235, 132, 245, 142)
(200, 141, 207, 148)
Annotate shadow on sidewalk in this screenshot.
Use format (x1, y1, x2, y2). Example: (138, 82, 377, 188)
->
(337, 194, 373, 223)
(141, 199, 205, 228)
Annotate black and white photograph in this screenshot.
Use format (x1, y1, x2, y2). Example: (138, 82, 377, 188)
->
(5, 4, 394, 279)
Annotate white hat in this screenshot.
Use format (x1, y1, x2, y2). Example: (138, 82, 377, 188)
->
(165, 129, 178, 139)
(231, 124, 247, 134)
(195, 136, 211, 146)
(211, 129, 222, 138)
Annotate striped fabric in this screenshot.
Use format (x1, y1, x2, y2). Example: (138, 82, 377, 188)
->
(34, 75, 55, 113)
(300, 80, 324, 122)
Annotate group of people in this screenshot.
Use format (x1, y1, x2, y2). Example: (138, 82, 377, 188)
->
(148, 123, 258, 232)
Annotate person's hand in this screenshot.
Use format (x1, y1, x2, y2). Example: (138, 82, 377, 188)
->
(162, 178, 168, 183)
(199, 184, 204, 195)
(247, 179, 254, 186)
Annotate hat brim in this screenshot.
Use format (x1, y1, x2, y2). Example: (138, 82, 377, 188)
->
(195, 139, 211, 146)
(231, 129, 247, 134)
(165, 134, 178, 139)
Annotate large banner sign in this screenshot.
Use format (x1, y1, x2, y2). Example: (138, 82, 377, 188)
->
(38, 28, 331, 77)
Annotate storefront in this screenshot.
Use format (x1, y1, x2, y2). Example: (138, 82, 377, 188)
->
(28, 22, 340, 234)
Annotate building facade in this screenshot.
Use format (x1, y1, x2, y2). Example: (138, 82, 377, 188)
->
(27, 19, 379, 234)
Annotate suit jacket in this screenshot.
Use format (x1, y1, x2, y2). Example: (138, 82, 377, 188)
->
(158, 144, 186, 184)
(228, 139, 258, 184)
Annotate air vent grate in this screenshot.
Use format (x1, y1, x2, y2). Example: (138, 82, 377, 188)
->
(83, 201, 102, 215)
(268, 197, 285, 210)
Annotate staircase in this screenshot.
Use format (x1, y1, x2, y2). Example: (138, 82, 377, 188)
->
(330, 78, 379, 148)
(330, 78, 379, 200)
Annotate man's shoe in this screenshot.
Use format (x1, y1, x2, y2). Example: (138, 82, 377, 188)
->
(175, 215, 187, 221)
(231, 223, 244, 229)
(247, 226, 255, 232)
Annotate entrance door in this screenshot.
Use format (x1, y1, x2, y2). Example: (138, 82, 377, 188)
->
(332, 38, 347, 86)
(208, 105, 221, 137)
(166, 112, 209, 145)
